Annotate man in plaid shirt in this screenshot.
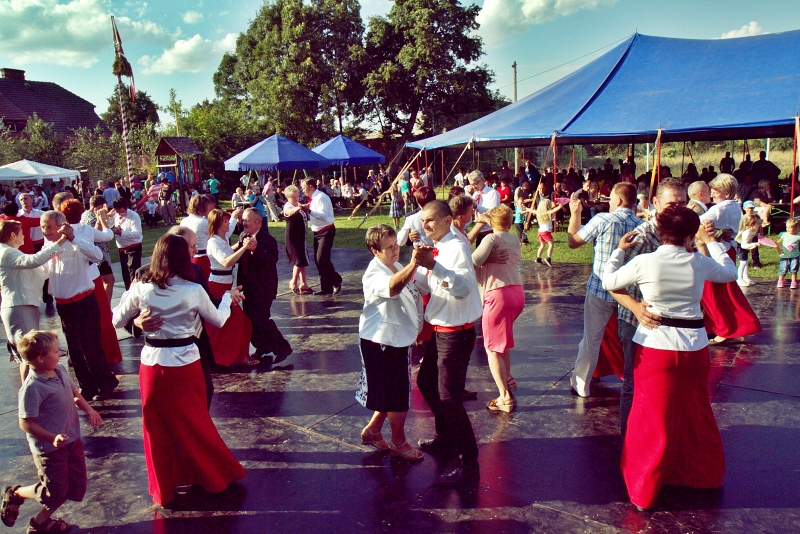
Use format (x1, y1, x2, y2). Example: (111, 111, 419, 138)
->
(606, 178, 687, 434)
(567, 182, 642, 397)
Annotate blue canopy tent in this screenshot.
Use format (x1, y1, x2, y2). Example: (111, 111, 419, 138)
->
(224, 134, 330, 171)
(312, 135, 386, 165)
(407, 30, 800, 149)
(312, 134, 386, 185)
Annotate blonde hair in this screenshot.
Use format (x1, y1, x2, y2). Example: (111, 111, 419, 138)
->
(487, 204, 513, 231)
(536, 198, 554, 224)
(709, 173, 738, 199)
(786, 218, 799, 232)
(18, 331, 59, 363)
(742, 213, 761, 229)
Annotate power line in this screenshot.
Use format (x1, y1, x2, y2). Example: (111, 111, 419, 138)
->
(495, 34, 631, 91)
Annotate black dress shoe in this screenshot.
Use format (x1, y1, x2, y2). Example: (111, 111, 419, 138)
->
(435, 464, 480, 486)
(314, 290, 333, 295)
(333, 281, 343, 295)
(418, 436, 453, 453)
(80, 388, 98, 401)
(463, 389, 478, 401)
(273, 347, 293, 364)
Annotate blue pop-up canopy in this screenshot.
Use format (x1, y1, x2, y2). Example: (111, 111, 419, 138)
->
(312, 135, 386, 166)
(225, 134, 330, 171)
(407, 30, 800, 149)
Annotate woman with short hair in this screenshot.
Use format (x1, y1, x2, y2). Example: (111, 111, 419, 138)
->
(112, 234, 244, 505)
(603, 205, 736, 510)
(471, 205, 525, 412)
(356, 224, 425, 461)
(283, 185, 312, 294)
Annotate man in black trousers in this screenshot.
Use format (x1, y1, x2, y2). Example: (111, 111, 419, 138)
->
(238, 208, 293, 363)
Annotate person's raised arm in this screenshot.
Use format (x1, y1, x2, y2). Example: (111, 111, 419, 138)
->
(567, 194, 586, 248)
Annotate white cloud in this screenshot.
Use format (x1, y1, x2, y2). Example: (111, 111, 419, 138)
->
(219, 11, 230, 16)
(720, 21, 765, 39)
(478, 0, 618, 47)
(138, 33, 237, 75)
(182, 10, 204, 24)
(0, 0, 172, 67)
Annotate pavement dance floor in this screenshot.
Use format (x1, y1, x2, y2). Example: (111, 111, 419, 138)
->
(0, 247, 796, 533)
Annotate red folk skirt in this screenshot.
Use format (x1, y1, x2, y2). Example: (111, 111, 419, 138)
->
(595, 314, 624, 379)
(621, 345, 725, 509)
(701, 247, 762, 339)
(139, 360, 245, 505)
(93, 276, 122, 364)
(192, 255, 211, 282)
(206, 281, 253, 366)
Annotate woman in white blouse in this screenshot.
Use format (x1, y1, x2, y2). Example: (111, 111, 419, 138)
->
(357, 225, 425, 462)
(206, 209, 257, 366)
(602, 205, 736, 511)
(112, 234, 244, 506)
(0, 220, 65, 379)
(180, 195, 240, 281)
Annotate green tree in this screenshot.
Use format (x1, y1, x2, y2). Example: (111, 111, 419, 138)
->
(0, 126, 26, 165)
(101, 85, 161, 134)
(213, 0, 365, 145)
(363, 0, 495, 154)
(62, 126, 124, 183)
(128, 119, 161, 173)
(24, 114, 63, 166)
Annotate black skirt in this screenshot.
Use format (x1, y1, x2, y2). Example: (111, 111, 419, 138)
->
(356, 338, 411, 413)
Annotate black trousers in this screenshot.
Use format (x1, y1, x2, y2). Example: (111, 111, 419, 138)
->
(243, 296, 291, 357)
(57, 294, 114, 395)
(417, 327, 479, 467)
(33, 242, 52, 304)
(119, 243, 142, 290)
(313, 226, 342, 293)
(196, 327, 215, 410)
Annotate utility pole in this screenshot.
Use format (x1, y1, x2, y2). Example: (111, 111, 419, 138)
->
(512, 61, 519, 176)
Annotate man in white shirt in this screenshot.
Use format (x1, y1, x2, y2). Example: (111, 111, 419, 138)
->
(40, 210, 118, 401)
(301, 178, 343, 295)
(453, 167, 466, 188)
(469, 170, 500, 245)
(413, 200, 483, 486)
(111, 197, 143, 290)
(18, 192, 52, 313)
(396, 187, 436, 246)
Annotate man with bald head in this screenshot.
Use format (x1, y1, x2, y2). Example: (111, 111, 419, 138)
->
(239, 208, 292, 363)
(687, 181, 710, 215)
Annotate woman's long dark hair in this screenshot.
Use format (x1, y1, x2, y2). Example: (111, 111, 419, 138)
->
(141, 235, 195, 289)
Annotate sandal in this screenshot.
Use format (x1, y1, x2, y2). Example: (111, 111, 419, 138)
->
(289, 284, 300, 294)
(507, 377, 518, 392)
(360, 428, 390, 451)
(27, 516, 72, 533)
(487, 396, 515, 413)
(388, 440, 424, 462)
(242, 356, 260, 366)
(299, 287, 314, 295)
(2, 485, 23, 527)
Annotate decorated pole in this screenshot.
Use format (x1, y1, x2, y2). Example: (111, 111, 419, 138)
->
(111, 16, 135, 182)
(791, 116, 798, 217)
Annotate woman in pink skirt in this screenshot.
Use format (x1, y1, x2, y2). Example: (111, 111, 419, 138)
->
(603, 206, 736, 510)
(472, 205, 525, 413)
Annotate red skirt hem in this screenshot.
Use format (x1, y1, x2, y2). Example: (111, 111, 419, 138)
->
(140, 361, 245, 505)
(701, 280, 762, 338)
(621, 345, 724, 509)
(93, 277, 122, 364)
(206, 282, 252, 366)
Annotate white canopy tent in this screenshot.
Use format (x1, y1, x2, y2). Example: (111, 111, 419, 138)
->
(0, 167, 35, 181)
(0, 160, 80, 184)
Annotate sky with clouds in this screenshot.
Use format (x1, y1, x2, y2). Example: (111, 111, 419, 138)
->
(0, 0, 798, 124)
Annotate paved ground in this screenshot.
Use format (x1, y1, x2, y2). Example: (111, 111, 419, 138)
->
(0, 246, 796, 533)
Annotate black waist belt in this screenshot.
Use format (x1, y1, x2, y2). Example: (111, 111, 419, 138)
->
(145, 336, 197, 348)
(196, 249, 207, 255)
(210, 269, 232, 276)
(659, 317, 705, 329)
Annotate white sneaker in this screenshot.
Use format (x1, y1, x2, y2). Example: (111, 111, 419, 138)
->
(737, 279, 751, 287)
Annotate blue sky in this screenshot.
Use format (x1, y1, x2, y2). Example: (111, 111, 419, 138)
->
(1, 0, 798, 124)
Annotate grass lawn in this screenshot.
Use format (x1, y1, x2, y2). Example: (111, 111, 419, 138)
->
(113, 200, 784, 281)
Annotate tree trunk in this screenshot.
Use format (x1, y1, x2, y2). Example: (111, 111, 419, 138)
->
(387, 99, 421, 176)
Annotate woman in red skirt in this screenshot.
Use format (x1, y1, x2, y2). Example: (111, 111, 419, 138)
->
(602, 206, 737, 510)
(112, 235, 244, 506)
(206, 209, 257, 366)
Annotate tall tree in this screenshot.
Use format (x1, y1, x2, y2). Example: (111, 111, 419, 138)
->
(0, 126, 25, 165)
(363, 0, 496, 153)
(63, 126, 124, 183)
(24, 114, 63, 166)
(101, 85, 161, 134)
(213, 0, 365, 146)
